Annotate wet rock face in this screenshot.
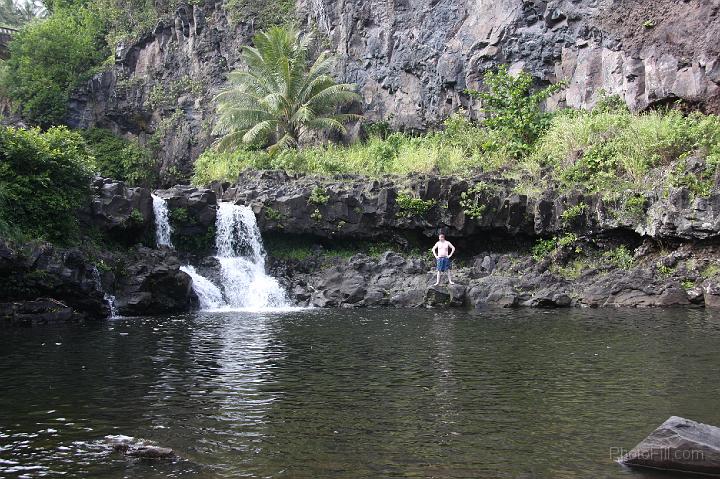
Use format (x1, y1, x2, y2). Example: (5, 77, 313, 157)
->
(0, 240, 110, 320)
(81, 177, 155, 245)
(114, 247, 197, 316)
(68, 1, 720, 174)
(620, 416, 720, 475)
(154, 185, 217, 254)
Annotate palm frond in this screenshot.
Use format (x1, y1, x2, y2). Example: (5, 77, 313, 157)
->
(214, 26, 363, 154)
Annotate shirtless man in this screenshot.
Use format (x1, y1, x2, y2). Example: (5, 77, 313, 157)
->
(431, 233, 456, 286)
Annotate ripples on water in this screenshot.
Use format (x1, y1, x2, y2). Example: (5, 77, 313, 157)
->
(1, 308, 720, 478)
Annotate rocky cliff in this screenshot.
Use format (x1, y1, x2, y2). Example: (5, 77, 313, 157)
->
(6, 171, 720, 322)
(68, 0, 720, 178)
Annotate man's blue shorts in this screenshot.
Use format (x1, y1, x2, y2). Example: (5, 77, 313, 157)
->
(437, 257, 451, 272)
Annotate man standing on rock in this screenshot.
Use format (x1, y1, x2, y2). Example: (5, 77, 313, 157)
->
(432, 233, 456, 286)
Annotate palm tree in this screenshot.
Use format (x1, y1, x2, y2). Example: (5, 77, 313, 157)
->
(213, 26, 361, 155)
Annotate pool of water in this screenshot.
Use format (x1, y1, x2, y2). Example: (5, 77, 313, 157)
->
(2, 308, 720, 478)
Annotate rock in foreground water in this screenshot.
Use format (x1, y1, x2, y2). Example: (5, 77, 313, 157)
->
(105, 435, 175, 459)
(620, 416, 720, 475)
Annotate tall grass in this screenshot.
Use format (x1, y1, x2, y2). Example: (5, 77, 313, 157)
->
(193, 106, 720, 198)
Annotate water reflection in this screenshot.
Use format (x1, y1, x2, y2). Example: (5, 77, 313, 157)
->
(1, 308, 720, 478)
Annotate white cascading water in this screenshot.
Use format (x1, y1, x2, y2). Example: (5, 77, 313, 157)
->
(152, 194, 173, 248)
(179, 265, 226, 310)
(214, 203, 288, 309)
(91, 266, 119, 318)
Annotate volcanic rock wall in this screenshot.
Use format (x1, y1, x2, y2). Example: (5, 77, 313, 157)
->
(68, 0, 720, 177)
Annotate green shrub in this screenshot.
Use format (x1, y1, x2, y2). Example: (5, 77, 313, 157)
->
(226, 0, 295, 28)
(192, 148, 271, 185)
(467, 65, 565, 157)
(623, 194, 647, 220)
(0, 126, 94, 243)
(561, 203, 587, 226)
(701, 263, 720, 279)
(1, 7, 108, 127)
(656, 262, 675, 278)
(557, 232, 578, 248)
(532, 238, 556, 260)
(602, 245, 634, 269)
(534, 108, 711, 192)
(264, 206, 284, 221)
(460, 181, 497, 219)
(81, 128, 156, 186)
(308, 187, 330, 206)
(395, 192, 436, 218)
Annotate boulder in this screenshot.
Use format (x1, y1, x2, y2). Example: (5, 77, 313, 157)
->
(620, 416, 720, 475)
(0, 242, 110, 320)
(114, 248, 197, 316)
(82, 177, 154, 243)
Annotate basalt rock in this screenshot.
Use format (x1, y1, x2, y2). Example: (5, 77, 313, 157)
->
(105, 435, 175, 459)
(154, 185, 217, 254)
(0, 240, 110, 319)
(620, 416, 720, 475)
(216, 171, 720, 243)
(81, 177, 154, 245)
(114, 247, 197, 316)
(0, 298, 75, 324)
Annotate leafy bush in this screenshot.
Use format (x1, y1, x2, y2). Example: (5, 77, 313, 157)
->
(467, 65, 565, 157)
(395, 192, 436, 218)
(226, 0, 295, 29)
(460, 181, 497, 219)
(0, 126, 94, 242)
(308, 187, 330, 206)
(532, 238, 556, 260)
(602, 245, 634, 269)
(557, 233, 578, 248)
(1, 7, 108, 127)
(560, 203, 587, 227)
(81, 128, 156, 186)
(192, 148, 271, 185)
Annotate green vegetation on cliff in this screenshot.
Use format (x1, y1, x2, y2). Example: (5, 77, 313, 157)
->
(196, 65, 720, 202)
(81, 128, 156, 187)
(0, 126, 94, 242)
(1, 5, 107, 126)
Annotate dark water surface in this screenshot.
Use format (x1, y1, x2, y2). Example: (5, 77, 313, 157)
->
(2, 308, 720, 478)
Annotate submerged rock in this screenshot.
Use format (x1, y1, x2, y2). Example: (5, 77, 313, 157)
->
(620, 416, 720, 475)
(105, 435, 175, 459)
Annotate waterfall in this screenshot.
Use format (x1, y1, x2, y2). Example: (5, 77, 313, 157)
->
(152, 194, 173, 248)
(179, 265, 226, 310)
(214, 203, 288, 309)
(91, 266, 119, 319)
(180, 203, 289, 311)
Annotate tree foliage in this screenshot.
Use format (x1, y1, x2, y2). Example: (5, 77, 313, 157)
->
(467, 65, 565, 156)
(0, 0, 42, 28)
(1, 5, 107, 127)
(81, 128, 157, 187)
(0, 126, 94, 242)
(213, 26, 361, 155)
